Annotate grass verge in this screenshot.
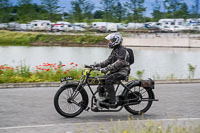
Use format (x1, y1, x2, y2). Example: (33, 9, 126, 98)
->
(89, 119, 200, 133)
(0, 30, 106, 46)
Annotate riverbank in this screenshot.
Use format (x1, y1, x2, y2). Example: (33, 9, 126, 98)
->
(0, 30, 107, 46)
(1, 30, 200, 48)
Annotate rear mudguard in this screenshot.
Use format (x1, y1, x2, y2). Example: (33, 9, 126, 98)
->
(122, 80, 155, 100)
(60, 82, 89, 109)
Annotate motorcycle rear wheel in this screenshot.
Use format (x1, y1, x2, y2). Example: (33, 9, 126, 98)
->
(124, 86, 153, 115)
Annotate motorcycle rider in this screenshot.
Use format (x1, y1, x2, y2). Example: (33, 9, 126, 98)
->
(94, 32, 131, 108)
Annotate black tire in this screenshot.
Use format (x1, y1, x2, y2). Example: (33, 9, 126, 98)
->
(54, 83, 88, 118)
(124, 85, 153, 115)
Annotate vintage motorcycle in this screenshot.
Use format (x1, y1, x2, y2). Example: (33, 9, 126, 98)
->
(54, 65, 158, 118)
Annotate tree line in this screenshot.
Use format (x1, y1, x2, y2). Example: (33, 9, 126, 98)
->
(0, 0, 200, 23)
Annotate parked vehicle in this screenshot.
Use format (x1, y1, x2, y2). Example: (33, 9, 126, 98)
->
(106, 23, 118, 32)
(116, 23, 127, 29)
(185, 19, 200, 30)
(52, 22, 85, 32)
(186, 18, 200, 25)
(74, 23, 89, 28)
(7, 22, 21, 30)
(52, 24, 72, 32)
(52, 21, 71, 32)
(159, 25, 173, 32)
(171, 25, 187, 32)
(127, 23, 145, 29)
(92, 22, 107, 29)
(187, 24, 200, 30)
(30, 20, 52, 31)
(20, 24, 33, 31)
(95, 22, 118, 32)
(71, 25, 86, 31)
(158, 19, 185, 28)
(0, 23, 8, 29)
(54, 65, 158, 118)
(160, 25, 187, 32)
(145, 22, 161, 29)
(26, 24, 33, 31)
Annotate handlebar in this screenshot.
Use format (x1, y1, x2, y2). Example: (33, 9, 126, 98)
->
(84, 65, 93, 68)
(84, 65, 101, 71)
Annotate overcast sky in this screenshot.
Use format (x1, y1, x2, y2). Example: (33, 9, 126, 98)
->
(12, 0, 194, 17)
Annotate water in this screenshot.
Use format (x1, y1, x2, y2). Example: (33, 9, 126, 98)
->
(0, 46, 200, 79)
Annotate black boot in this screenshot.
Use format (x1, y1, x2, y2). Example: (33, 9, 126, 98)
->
(104, 84, 117, 108)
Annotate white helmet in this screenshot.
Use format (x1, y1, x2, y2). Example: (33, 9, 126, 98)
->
(105, 32, 123, 48)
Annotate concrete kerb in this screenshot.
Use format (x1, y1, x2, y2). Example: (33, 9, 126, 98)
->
(0, 82, 60, 89)
(0, 79, 200, 89)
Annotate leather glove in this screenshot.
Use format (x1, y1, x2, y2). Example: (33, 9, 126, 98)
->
(100, 67, 108, 74)
(94, 63, 100, 67)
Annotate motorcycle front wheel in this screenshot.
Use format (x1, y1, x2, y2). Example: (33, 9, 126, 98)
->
(124, 85, 153, 115)
(54, 83, 88, 118)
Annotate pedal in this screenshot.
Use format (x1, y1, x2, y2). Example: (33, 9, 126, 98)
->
(85, 107, 90, 111)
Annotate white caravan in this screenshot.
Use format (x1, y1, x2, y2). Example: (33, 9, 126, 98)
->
(158, 19, 185, 27)
(52, 21, 85, 32)
(92, 22, 118, 32)
(20, 24, 34, 31)
(127, 23, 145, 29)
(20, 24, 33, 31)
(99, 23, 118, 32)
(8, 22, 21, 30)
(20, 24, 27, 30)
(158, 19, 186, 31)
(74, 23, 89, 28)
(30, 20, 52, 31)
(0, 23, 8, 29)
(170, 25, 187, 32)
(116, 23, 127, 29)
(185, 19, 200, 30)
(186, 19, 200, 25)
(92, 22, 107, 29)
(52, 21, 72, 31)
(106, 23, 118, 32)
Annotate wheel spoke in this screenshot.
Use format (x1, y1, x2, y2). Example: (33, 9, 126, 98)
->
(58, 87, 83, 114)
(125, 86, 153, 114)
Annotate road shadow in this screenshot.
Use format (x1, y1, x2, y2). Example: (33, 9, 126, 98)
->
(56, 112, 159, 123)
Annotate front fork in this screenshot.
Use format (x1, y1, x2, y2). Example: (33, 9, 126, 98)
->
(60, 78, 83, 106)
(71, 83, 82, 99)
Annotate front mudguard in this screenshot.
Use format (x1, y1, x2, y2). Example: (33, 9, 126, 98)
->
(60, 82, 89, 110)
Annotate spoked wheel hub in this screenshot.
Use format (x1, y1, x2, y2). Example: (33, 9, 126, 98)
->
(127, 91, 143, 105)
(67, 97, 73, 104)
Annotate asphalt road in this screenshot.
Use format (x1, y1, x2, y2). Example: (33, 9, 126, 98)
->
(0, 83, 200, 133)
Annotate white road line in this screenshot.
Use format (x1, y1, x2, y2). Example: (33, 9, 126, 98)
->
(0, 118, 200, 130)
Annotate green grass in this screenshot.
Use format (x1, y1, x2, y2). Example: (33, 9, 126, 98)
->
(37, 34, 106, 44)
(89, 119, 200, 133)
(0, 30, 38, 46)
(0, 30, 106, 46)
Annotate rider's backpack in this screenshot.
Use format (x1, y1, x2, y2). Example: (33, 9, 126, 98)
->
(126, 48, 134, 65)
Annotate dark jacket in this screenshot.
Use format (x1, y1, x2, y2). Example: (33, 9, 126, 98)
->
(99, 45, 130, 76)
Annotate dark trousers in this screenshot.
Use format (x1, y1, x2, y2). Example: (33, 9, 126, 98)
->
(103, 73, 126, 103)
